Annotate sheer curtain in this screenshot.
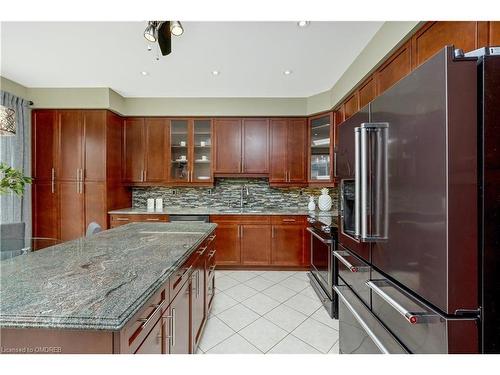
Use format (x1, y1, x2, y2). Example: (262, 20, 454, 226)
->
(0, 90, 32, 238)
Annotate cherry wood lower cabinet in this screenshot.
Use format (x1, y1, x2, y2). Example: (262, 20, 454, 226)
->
(211, 215, 309, 269)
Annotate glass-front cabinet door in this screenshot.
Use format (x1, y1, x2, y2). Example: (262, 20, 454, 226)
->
(192, 119, 213, 183)
(170, 119, 190, 182)
(309, 112, 334, 184)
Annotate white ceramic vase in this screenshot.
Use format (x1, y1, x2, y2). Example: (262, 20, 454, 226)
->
(307, 196, 316, 211)
(318, 188, 332, 211)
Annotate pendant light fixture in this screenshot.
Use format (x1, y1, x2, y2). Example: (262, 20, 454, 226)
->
(143, 21, 184, 56)
(0, 105, 16, 136)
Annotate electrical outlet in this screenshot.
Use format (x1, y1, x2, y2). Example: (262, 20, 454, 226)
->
(171, 189, 177, 195)
(207, 189, 212, 195)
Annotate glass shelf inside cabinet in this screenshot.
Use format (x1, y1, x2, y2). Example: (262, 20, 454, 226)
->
(170, 120, 189, 181)
(310, 115, 331, 181)
(193, 119, 212, 182)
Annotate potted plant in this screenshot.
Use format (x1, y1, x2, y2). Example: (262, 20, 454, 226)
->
(0, 162, 32, 196)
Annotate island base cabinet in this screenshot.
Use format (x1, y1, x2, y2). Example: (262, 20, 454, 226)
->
(167, 276, 192, 354)
(135, 319, 163, 354)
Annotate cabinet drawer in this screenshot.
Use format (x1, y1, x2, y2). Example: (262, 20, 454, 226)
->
(169, 257, 196, 300)
(271, 215, 306, 225)
(210, 215, 271, 224)
(110, 213, 169, 226)
(126, 288, 168, 353)
(334, 244, 371, 307)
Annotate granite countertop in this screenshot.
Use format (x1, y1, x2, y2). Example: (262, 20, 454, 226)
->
(109, 206, 338, 217)
(0, 222, 216, 331)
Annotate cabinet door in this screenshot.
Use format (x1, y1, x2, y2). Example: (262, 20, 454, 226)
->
(169, 119, 190, 183)
(84, 182, 107, 231)
(411, 21, 477, 69)
(287, 119, 307, 183)
(169, 279, 191, 354)
(83, 110, 106, 181)
(214, 119, 242, 173)
(375, 41, 412, 95)
(191, 256, 206, 349)
(343, 93, 359, 120)
(58, 110, 83, 181)
(241, 225, 271, 265)
(145, 118, 169, 182)
(271, 225, 304, 266)
(213, 223, 241, 265)
(309, 114, 333, 183)
(192, 119, 213, 183)
(59, 181, 84, 241)
(32, 181, 59, 240)
(242, 118, 269, 173)
(135, 318, 163, 354)
(358, 77, 375, 109)
(32, 110, 57, 181)
(123, 118, 145, 182)
(269, 119, 287, 183)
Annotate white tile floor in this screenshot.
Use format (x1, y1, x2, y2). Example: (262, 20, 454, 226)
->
(197, 270, 339, 354)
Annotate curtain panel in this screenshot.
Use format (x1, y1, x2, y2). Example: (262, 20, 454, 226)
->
(0, 90, 32, 238)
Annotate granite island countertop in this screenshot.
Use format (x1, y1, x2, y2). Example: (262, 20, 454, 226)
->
(0, 222, 216, 331)
(109, 206, 338, 217)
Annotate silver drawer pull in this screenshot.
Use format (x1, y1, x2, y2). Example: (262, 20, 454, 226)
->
(334, 285, 389, 354)
(333, 250, 369, 273)
(114, 217, 130, 221)
(366, 280, 439, 325)
(146, 218, 160, 221)
(197, 246, 207, 255)
(137, 300, 165, 329)
(208, 249, 216, 259)
(208, 234, 216, 242)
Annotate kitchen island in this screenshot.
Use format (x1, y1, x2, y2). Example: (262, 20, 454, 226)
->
(0, 222, 217, 354)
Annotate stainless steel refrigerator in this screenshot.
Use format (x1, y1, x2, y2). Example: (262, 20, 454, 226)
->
(334, 46, 500, 354)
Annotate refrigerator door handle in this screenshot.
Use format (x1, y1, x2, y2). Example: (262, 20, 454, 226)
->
(356, 122, 389, 242)
(354, 128, 361, 238)
(334, 285, 390, 354)
(366, 280, 440, 325)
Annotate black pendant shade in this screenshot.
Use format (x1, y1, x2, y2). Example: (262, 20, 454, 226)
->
(158, 21, 172, 56)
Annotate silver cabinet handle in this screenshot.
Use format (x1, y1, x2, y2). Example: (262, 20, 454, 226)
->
(114, 217, 130, 221)
(76, 169, 80, 193)
(271, 226, 275, 238)
(146, 218, 160, 221)
(240, 226, 244, 237)
(208, 249, 216, 259)
(80, 169, 84, 194)
(197, 269, 200, 298)
(51, 168, 55, 193)
(333, 146, 337, 178)
(171, 308, 176, 348)
(137, 299, 165, 330)
(366, 280, 437, 325)
(333, 250, 369, 273)
(334, 285, 390, 354)
(306, 227, 333, 244)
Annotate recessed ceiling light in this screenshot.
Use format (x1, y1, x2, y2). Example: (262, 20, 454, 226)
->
(141, 71, 149, 76)
(283, 70, 293, 76)
(212, 70, 220, 76)
(297, 21, 310, 28)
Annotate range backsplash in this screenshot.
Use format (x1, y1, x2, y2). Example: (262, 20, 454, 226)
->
(132, 178, 338, 210)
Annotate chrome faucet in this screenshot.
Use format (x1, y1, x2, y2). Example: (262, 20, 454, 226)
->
(240, 185, 250, 208)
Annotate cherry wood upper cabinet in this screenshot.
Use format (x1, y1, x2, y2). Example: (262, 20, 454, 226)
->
(269, 119, 288, 183)
(358, 77, 376, 109)
(123, 118, 145, 183)
(213, 118, 242, 174)
(375, 40, 412, 96)
(83, 111, 107, 181)
(58, 110, 83, 181)
(411, 21, 477, 69)
(242, 118, 269, 174)
(32, 110, 57, 181)
(144, 118, 169, 182)
(487, 21, 500, 45)
(343, 93, 359, 120)
(308, 112, 335, 185)
(287, 118, 307, 183)
(269, 118, 307, 185)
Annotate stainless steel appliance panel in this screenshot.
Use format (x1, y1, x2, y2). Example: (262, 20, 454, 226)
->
(369, 270, 478, 353)
(336, 285, 407, 354)
(309, 227, 333, 300)
(335, 244, 371, 307)
(369, 47, 478, 314)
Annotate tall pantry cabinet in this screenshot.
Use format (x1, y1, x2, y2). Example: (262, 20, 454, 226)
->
(32, 109, 130, 241)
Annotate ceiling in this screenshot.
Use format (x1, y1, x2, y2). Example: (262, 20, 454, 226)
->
(1, 21, 383, 98)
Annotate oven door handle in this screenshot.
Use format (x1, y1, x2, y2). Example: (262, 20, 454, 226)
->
(333, 250, 368, 273)
(306, 227, 333, 244)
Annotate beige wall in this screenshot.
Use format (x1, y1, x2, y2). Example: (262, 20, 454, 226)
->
(1, 21, 420, 116)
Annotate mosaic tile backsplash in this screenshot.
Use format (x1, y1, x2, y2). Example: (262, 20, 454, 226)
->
(132, 178, 338, 210)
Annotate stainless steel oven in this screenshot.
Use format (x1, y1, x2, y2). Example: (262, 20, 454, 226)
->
(307, 214, 338, 318)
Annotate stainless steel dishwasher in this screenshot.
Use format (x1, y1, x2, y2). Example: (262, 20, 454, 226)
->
(168, 215, 210, 224)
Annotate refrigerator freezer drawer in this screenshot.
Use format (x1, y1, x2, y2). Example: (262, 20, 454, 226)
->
(335, 244, 371, 307)
(369, 270, 479, 353)
(335, 285, 407, 354)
